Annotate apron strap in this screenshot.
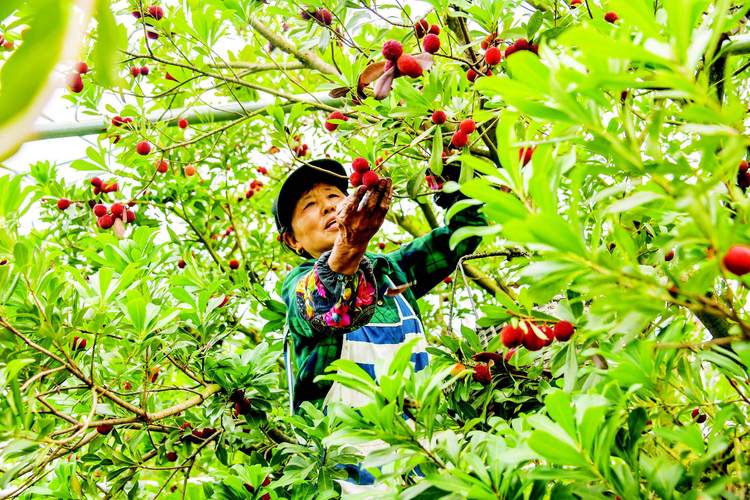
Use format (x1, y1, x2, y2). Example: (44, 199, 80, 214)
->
(282, 322, 295, 417)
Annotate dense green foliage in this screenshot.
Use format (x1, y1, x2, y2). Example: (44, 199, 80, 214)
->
(1, 0, 750, 498)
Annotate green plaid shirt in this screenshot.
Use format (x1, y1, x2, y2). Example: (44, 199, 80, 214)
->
(281, 204, 486, 412)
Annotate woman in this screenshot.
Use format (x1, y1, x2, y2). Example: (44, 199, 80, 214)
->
(273, 158, 485, 491)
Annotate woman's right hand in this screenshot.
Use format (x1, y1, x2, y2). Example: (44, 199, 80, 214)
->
(327, 178, 392, 275)
(335, 177, 393, 248)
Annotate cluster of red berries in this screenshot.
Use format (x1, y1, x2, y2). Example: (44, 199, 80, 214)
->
(414, 18, 440, 39)
(71, 336, 88, 351)
(723, 244, 750, 276)
(90, 177, 119, 195)
(451, 119, 476, 148)
(246, 178, 264, 198)
(691, 407, 707, 424)
(505, 38, 539, 58)
(66, 61, 90, 94)
(229, 389, 253, 417)
(324, 111, 348, 132)
(381, 40, 426, 79)
(112, 115, 134, 127)
(132, 5, 164, 20)
(0, 33, 15, 51)
(737, 160, 749, 189)
(244, 476, 272, 499)
(130, 65, 150, 77)
(91, 201, 132, 226)
(93, 202, 136, 229)
(186, 427, 217, 443)
(502, 320, 575, 351)
(300, 7, 332, 25)
(291, 135, 310, 157)
(349, 157, 380, 188)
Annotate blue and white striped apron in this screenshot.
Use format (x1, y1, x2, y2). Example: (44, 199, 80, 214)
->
(283, 275, 429, 493)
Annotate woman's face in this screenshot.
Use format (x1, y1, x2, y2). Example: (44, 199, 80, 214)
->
(283, 182, 346, 258)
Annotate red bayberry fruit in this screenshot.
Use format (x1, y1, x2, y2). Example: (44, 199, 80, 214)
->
(72, 336, 87, 351)
(123, 381, 132, 390)
(423, 33, 440, 54)
(378, 242, 386, 250)
(352, 157, 370, 173)
(665, 249, 675, 261)
(166, 451, 177, 461)
(136, 141, 151, 155)
(485, 46, 502, 65)
(553, 320, 575, 342)
(362, 170, 380, 188)
(570, 0, 582, 6)
(180, 422, 192, 431)
(466, 68, 478, 82)
(74, 62, 89, 74)
(184, 165, 197, 176)
(67, 73, 84, 93)
(604, 11, 619, 23)
(740, 160, 749, 173)
(98, 214, 114, 229)
(57, 198, 71, 210)
(500, 324, 524, 348)
(473, 363, 491, 384)
(103, 182, 118, 193)
(519, 146, 534, 166)
(396, 54, 423, 78)
(93, 204, 107, 217)
(112, 116, 126, 127)
(257, 166, 268, 175)
(156, 159, 168, 173)
(149, 368, 159, 383)
(349, 172, 362, 187)
(132, 10, 142, 18)
(431, 110, 447, 125)
(147, 5, 164, 20)
(723, 245, 750, 276)
(178, 259, 186, 269)
(415, 18, 429, 38)
(130, 66, 141, 77)
(515, 38, 530, 51)
(451, 130, 469, 148)
(382, 40, 403, 61)
(178, 118, 188, 129)
(229, 259, 240, 270)
(110, 203, 125, 219)
(325, 111, 347, 132)
(96, 424, 113, 435)
(459, 119, 476, 134)
(126, 210, 135, 223)
(262, 476, 271, 487)
(315, 8, 333, 25)
(541, 325, 554, 346)
(140, 65, 150, 76)
(299, 9, 312, 20)
(522, 323, 546, 351)
(429, 24, 440, 35)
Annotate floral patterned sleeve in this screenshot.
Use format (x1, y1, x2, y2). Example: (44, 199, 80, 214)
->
(292, 249, 378, 336)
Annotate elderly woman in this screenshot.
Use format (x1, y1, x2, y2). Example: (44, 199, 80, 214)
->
(273, 158, 485, 490)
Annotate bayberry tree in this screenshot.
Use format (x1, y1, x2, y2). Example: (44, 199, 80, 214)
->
(1, 0, 750, 498)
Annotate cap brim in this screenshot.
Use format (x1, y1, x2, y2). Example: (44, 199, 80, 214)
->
(274, 159, 349, 233)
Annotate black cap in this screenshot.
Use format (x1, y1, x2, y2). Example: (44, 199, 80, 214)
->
(272, 159, 349, 235)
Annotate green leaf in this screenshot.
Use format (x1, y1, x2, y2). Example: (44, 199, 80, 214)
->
(92, 0, 126, 89)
